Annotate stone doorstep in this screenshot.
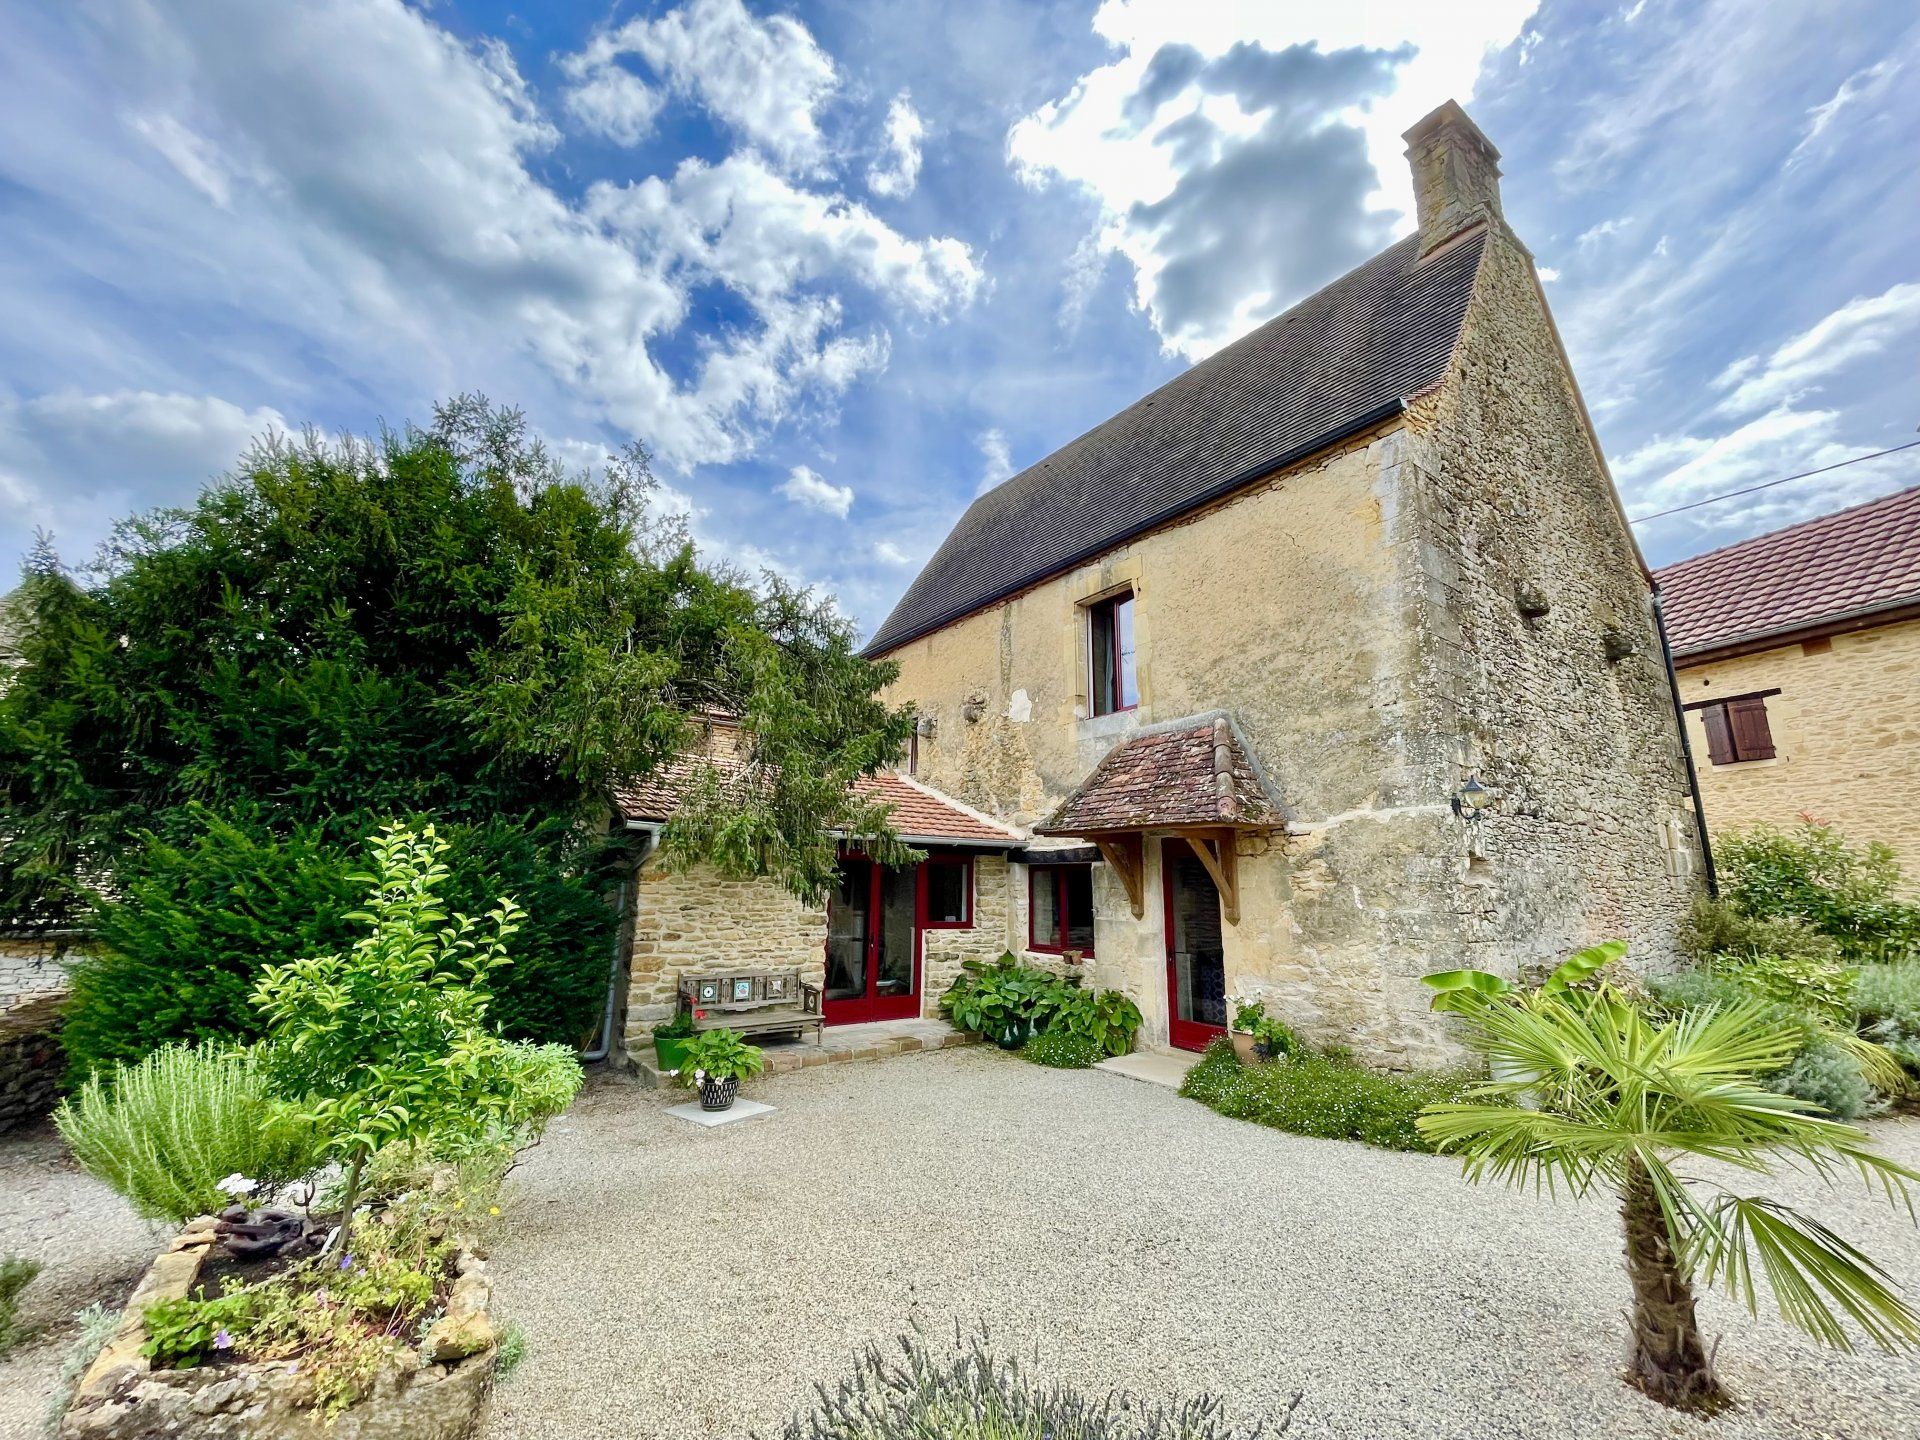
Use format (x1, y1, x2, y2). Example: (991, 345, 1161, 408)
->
(627, 1020, 976, 1089)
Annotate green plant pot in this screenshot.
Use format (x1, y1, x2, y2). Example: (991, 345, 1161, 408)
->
(654, 1035, 695, 1073)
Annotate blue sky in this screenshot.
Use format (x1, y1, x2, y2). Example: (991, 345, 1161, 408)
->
(1, 0, 1915, 639)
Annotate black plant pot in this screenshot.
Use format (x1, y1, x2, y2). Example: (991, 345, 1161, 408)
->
(699, 1075, 740, 1112)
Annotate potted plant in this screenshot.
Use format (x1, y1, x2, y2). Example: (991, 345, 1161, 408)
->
(1229, 1000, 1265, 1064)
(675, 1029, 764, 1112)
(1229, 999, 1301, 1064)
(652, 1008, 698, 1072)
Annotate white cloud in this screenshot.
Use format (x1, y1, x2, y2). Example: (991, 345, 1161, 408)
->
(559, 0, 839, 171)
(1008, 0, 1538, 356)
(127, 113, 235, 206)
(873, 539, 913, 566)
(559, 58, 663, 147)
(0, 390, 287, 562)
(1787, 58, 1899, 167)
(867, 92, 925, 198)
(975, 428, 1014, 494)
(1535, 264, 1560, 283)
(1712, 281, 1920, 414)
(780, 464, 854, 517)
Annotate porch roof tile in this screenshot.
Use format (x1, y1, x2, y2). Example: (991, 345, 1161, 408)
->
(613, 758, 1020, 847)
(1033, 715, 1283, 836)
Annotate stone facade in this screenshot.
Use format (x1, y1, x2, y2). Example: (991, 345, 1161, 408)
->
(1677, 615, 1920, 874)
(0, 931, 82, 1133)
(872, 124, 1702, 1066)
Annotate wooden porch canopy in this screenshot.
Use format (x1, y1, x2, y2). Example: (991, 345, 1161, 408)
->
(1031, 714, 1284, 924)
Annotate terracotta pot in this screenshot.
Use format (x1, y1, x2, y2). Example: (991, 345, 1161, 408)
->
(1229, 1031, 1261, 1065)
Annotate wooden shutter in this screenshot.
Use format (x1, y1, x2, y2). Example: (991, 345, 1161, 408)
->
(1699, 702, 1735, 766)
(1726, 695, 1776, 760)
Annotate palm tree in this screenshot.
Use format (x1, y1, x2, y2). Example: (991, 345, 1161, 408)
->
(1417, 958, 1920, 1413)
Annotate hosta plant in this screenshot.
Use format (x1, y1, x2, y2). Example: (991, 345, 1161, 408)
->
(1418, 973, 1920, 1412)
(672, 1028, 765, 1085)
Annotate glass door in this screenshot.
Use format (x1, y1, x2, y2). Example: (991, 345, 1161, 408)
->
(1163, 839, 1226, 1051)
(825, 856, 921, 1023)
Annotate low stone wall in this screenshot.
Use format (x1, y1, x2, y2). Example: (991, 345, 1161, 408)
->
(0, 931, 81, 1133)
(60, 1217, 495, 1440)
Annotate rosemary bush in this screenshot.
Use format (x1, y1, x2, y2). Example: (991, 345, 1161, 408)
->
(769, 1327, 1283, 1440)
(53, 1044, 323, 1224)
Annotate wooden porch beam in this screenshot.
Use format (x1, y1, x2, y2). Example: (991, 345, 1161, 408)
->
(1092, 835, 1145, 918)
(1180, 828, 1240, 925)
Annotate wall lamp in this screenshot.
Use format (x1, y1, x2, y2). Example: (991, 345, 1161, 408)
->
(1451, 774, 1491, 819)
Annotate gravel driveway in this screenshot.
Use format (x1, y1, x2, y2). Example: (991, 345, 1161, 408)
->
(486, 1048, 1920, 1440)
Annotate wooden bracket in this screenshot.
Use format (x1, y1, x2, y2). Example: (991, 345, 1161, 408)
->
(1181, 828, 1240, 925)
(1093, 835, 1145, 918)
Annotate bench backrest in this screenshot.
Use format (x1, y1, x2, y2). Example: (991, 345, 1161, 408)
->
(679, 969, 811, 1012)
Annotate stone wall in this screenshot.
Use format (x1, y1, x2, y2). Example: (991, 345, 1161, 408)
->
(0, 932, 81, 1133)
(918, 854, 1018, 1013)
(621, 858, 826, 1047)
(1676, 616, 1920, 877)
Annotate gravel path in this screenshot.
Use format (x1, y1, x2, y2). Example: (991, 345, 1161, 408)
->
(0, 1125, 160, 1440)
(486, 1049, 1920, 1440)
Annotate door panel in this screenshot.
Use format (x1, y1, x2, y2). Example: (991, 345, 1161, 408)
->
(1164, 840, 1226, 1051)
(825, 859, 873, 1007)
(876, 864, 917, 1003)
(825, 856, 922, 1023)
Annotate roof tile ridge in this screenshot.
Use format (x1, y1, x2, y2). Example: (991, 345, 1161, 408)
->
(888, 771, 1024, 838)
(1656, 482, 1920, 580)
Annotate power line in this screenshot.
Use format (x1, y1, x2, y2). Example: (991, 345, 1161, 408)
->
(1628, 439, 1920, 523)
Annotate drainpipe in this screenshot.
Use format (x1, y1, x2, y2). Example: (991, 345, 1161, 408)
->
(1652, 589, 1717, 897)
(580, 825, 656, 1062)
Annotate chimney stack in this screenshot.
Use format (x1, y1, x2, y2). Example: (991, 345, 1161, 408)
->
(1402, 101, 1503, 256)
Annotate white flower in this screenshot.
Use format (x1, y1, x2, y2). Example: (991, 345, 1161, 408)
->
(216, 1173, 257, 1198)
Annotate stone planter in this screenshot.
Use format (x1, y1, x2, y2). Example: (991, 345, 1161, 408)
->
(59, 1216, 497, 1440)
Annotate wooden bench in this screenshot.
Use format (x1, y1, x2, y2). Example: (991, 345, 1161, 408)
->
(678, 969, 823, 1045)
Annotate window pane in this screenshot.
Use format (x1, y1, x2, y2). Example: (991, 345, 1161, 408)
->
(1063, 866, 1095, 951)
(1031, 868, 1062, 948)
(1114, 595, 1138, 709)
(925, 860, 969, 924)
(1090, 600, 1117, 715)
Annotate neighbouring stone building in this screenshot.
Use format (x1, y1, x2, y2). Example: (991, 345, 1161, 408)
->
(0, 930, 81, 1133)
(1657, 483, 1920, 874)
(615, 102, 1705, 1068)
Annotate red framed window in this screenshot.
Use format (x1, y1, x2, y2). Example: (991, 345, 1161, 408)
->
(918, 854, 973, 928)
(1088, 590, 1138, 716)
(1029, 864, 1096, 955)
(1688, 690, 1779, 766)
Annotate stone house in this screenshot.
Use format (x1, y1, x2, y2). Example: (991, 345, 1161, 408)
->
(1657, 483, 1920, 873)
(616, 102, 1706, 1067)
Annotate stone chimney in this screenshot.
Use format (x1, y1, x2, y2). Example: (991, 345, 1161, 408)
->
(1402, 100, 1503, 256)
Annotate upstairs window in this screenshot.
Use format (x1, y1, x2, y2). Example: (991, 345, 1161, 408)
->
(1030, 864, 1096, 955)
(1088, 590, 1138, 716)
(1691, 692, 1777, 765)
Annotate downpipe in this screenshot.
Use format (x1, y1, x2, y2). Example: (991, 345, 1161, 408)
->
(580, 826, 656, 1062)
(1653, 589, 1717, 897)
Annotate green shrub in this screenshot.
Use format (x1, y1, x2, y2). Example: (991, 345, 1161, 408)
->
(54, 1044, 324, 1224)
(0, 1255, 40, 1357)
(940, 955, 1139, 1054)
(1679, 897, 1852, 1021)
(673, 1028, 764, 1085)
(773, 1325, 1274, 1440)
(1854, 964, 1920, 1080)
(1716, 823, 1920, 963)
(494, 1322, 529, 1381)
(43, 1302, 118, 1434)
(1769, 1038, 1881, 1121)
(63, 810, 614, 1081)
(1231, 999, 1303, 1060)
(1180, 1040, 1480, 1153)
(1022, 1027, 1102, 1069)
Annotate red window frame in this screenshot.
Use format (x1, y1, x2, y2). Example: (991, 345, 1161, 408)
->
(1087, 590, 1138, 716)
(917, 853, 973, 929)
(1028, 864, 1096, 957)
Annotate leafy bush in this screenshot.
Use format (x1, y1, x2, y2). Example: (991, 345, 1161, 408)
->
(941, 955, 1139, 1055)
(253, 824, 582, 1245)
(43, 1302, 118, 1434)
(1769, 1038, 1882, 1121)
(1716, 823, 1920, 963)
(0, 1255, 40, 1357)
(1180, 1040, 1480, 1153)
(53, 1044, 323, 1224)
(62, 810, 614, 1081)
(652, 1009, 697, 1040)
(673, 1028, 765, 1085)
(1231, 999, 1303, 1060)
(1022, 1027, 1102, 1069)
(1679, 897, 1852, 1021)
(1854, 964, 1920, 1081)
(772, 1325, 1281, 1440)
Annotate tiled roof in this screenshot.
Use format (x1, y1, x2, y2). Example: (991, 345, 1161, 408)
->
(864, 229, 1487, 655)
(1035, 715, 1283, 836)
(613, 756, 1019, 847)
(1657, 484, 1920, 658)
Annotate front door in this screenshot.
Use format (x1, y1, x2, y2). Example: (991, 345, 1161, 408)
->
(825, 856, 919, 1024)
(1163, 839, 1227, 1051)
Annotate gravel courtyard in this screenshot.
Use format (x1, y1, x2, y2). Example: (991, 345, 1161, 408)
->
(485, 1048, 1920, 1440)
(5, 1047, 1920, 1440)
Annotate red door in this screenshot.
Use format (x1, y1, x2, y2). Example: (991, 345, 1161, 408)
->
(824, 856, 920, 1024)
(1163, 839, 1227, 1051)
